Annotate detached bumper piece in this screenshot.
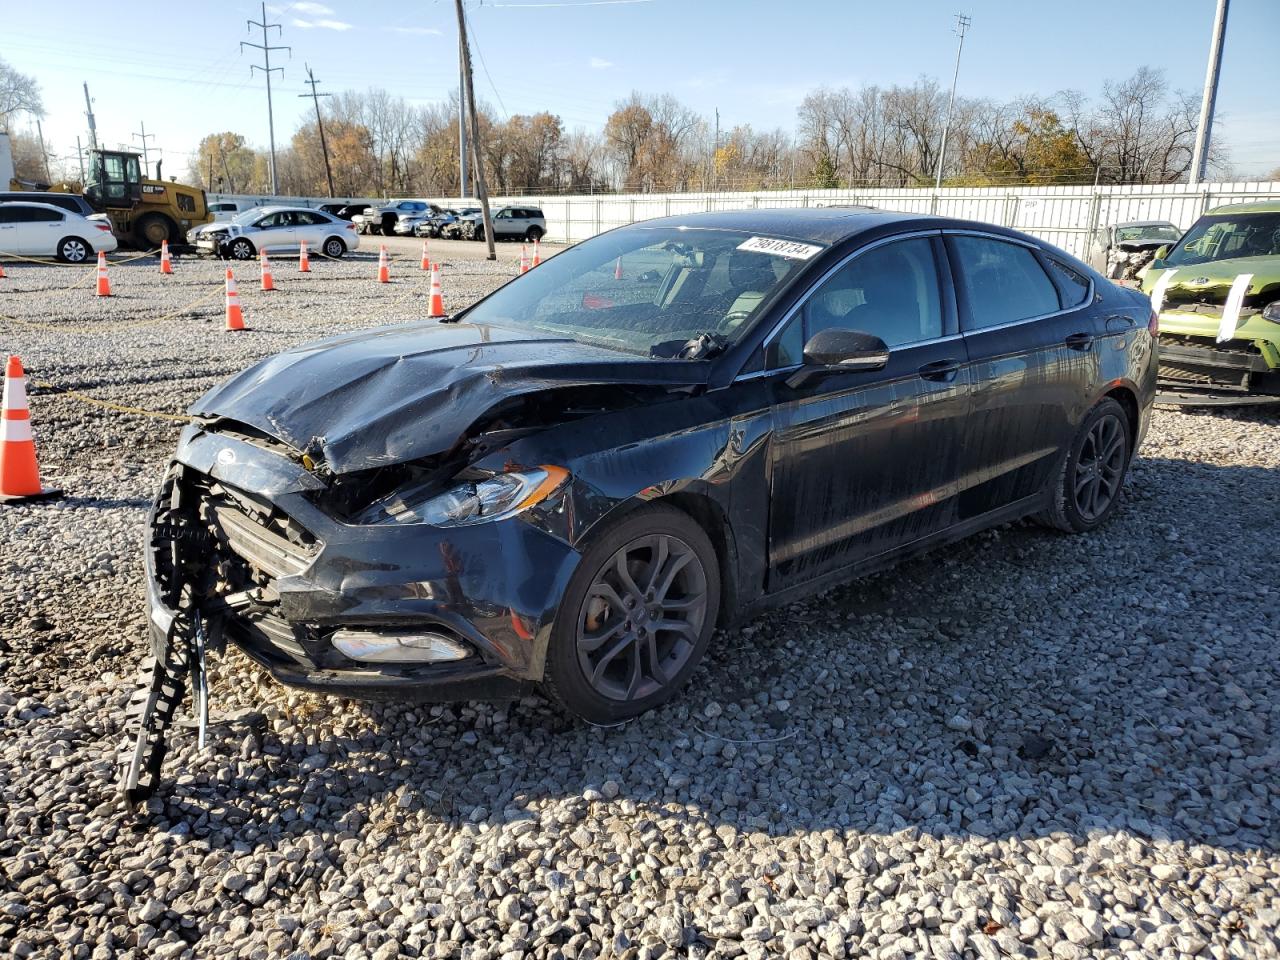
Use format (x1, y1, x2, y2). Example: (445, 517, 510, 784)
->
(1157, 338, 1280, 406)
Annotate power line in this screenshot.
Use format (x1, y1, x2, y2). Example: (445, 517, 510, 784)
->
(132, 122, 156, 173)
(464, 8, 508, 118)
(299, 64, 336, 198)
(241, 1, 291, 194)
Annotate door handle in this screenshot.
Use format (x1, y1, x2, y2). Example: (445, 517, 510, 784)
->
(918, 359, 962, 381)
(1065, 333, 1094, 351)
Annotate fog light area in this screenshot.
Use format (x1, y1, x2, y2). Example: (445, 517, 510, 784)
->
(330, 629, 470, 664)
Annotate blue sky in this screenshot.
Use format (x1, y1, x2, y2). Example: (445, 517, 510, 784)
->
(5, 0, 1277, 177)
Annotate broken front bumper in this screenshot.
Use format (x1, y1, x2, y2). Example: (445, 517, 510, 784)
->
(144, 426, 584, 702)
(1156, 311, 1280, 405)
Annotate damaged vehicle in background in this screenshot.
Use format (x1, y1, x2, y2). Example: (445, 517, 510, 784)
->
(123, 207, 1158, 800)
(1142, 200, 1280, 405)
(1088, 220, 1181, 286)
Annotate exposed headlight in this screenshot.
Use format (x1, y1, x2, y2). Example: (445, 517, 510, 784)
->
(356, 466, 569, 526)
(1263, 300, 1280, 324)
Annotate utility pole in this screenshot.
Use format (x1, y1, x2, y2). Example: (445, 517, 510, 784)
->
(455, 0, 496, 261)
(934, 12, 971, 190)
(299, 64, 336, 198)
(458, 60, 469, 199)
(132, 121, 155, 174)
(712, 107, 720, 192)
(83, 82, 98, 151)
(35, 119, 51, 182)
(75, 137, 86, 184)
(241, 2, 290, 195)
(1189, 0, 1229, 185)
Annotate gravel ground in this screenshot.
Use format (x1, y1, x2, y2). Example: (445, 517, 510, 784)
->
(1, 250, 1277, 960)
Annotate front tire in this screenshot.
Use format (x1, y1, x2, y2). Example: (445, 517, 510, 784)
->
(1036, 397, 1131, 533)
(56, 236, 91, 263)
(227, 238, 255, 261)
(525, 226, 543, 242)
(542, 505, 720, 724)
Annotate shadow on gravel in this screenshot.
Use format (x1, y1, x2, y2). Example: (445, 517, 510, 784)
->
(136, 455, 1277, 856)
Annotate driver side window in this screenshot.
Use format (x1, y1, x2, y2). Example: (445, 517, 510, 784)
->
(804, 237, 943, 348)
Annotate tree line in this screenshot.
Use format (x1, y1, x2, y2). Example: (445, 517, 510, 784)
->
(2, 54, 1270, 199)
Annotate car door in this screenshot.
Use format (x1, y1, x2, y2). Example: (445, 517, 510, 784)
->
(766, 233, 972, 590)
(292, 211, 329, 249)
(15, 206, 66, 255)
(0, 206, 22, 253)
(253, 212, 296, 251)
(945, 231, 1103, 519)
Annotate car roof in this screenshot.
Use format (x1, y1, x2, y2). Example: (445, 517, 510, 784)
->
(253, 206, 329, 215)
(1114, 220, 1177, 228)
(1205, 200, 1280, 216)
(0, 201, 75, 214)
(625, 206, 941, 245)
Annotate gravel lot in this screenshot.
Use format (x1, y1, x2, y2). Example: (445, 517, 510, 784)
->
(1, 249, 1277, 960)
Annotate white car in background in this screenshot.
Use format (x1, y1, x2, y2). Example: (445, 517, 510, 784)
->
(196, 206, 360, 260)
(0, 201, 118, 262)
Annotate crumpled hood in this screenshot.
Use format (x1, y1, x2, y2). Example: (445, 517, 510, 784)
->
(190, 321, 708, 473)
(1146, 257, 1280, 308)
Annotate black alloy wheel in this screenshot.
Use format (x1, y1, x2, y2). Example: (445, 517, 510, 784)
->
(1036, 397, 1131, 533)
(1073, 413, 1126, 522)
(544, 505, 720, 723)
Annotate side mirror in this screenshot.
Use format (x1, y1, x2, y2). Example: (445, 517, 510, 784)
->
(786, 329, 890, 389)
(1151, 245, 1171, 268)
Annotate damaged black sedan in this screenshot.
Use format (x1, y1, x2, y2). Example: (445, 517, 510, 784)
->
(127, 208, 1158, 797)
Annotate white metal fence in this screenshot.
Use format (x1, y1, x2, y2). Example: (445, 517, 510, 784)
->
(495, 182, 1280, 258)
(209, 181, 1280, 260)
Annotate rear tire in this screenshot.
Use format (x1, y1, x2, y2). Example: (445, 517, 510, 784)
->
(525, 226, 543, 242)
(1035, 398, 1131, 533)
(55, 236, 91, 263)
(323, 236, 346, 259)
(542, 505, 720, 724)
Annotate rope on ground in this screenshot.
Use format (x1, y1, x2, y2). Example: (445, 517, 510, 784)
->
(1, 286, 224, 334)
(29, 378, 193, 423)
(0, 247, 162, 267)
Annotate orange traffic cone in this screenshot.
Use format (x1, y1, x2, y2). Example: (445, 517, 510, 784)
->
(0, 261, 6, 279)
(225, 269, 246, 331)
(520, 244, 530, 274)
(1, 356, 62, 504)
(377, 245, 390, 283)
(299, 240, 311, 273)
(96, 251, 112, 296)
(159, 240, 173, 275)
(427, 263, 445, 318)
(532, 238, 541, 267)
(614, 256, 623, 280)
(260, 250, 275, 291)
(421, 239, 431, 271)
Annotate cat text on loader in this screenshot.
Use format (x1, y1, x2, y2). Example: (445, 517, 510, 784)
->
(8, 144, 212, 250)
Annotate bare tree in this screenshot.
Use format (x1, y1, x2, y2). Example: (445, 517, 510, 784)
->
(0, 58, 43, 131)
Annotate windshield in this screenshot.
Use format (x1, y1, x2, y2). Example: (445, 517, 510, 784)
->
(1116, 224, 1180, 244)
(1164, 212, 1280, 266)
(231, 209, 265, 226)
(459, 226, 820, 357)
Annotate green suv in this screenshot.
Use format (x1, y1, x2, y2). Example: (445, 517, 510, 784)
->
(1142, 200, 1280, 405)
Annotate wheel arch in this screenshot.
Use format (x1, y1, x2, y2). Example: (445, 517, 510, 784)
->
(579, 487, 742, 628)
(1099, 381, 1140, 462)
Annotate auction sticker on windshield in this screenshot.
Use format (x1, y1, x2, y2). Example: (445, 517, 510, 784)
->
(737, 236, 824, 260)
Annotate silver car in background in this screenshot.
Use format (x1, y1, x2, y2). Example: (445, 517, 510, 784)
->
(197, 206, 360, 260)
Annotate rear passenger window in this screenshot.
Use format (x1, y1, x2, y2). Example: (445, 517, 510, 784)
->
(950, 236, 1061, 329)
(1046, 258, 1091, 308)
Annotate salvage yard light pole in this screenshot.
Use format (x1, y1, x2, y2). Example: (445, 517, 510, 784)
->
(934, 12, 971, 191)
(1189, 0, 1229, 185)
